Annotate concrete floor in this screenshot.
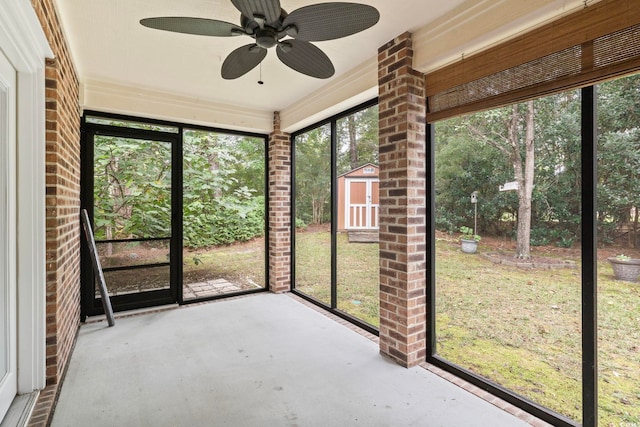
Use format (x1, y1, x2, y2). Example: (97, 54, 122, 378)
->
(51, 293, 532, 427)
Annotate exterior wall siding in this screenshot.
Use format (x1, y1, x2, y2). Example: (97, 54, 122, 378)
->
(31, 0, 81, 385)
(377, 32, 428, 368)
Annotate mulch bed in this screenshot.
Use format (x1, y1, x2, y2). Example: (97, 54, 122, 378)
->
(482, 252, 577, 269)
(438, 230, 640, 269)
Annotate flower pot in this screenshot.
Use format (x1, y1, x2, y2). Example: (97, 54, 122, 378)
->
(608, 257, 640, 282)
(461, 239, 478, 254)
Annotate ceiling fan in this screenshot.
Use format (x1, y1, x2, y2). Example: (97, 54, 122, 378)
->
(140, 1, 380, 80)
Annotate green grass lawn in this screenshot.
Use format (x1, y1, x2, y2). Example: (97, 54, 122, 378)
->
(295, 231, 379, 325)
(294, 230, 639, 426)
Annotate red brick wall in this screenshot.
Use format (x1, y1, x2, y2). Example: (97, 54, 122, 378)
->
(31, 0, 82, 385)
(268, 112, 292, 293)
(377, 32, 428, 367)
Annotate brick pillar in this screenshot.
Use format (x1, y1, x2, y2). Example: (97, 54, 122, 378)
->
(268, 112, 292, 293)
(377, 32, 427, 368)
(33, 0, 82, 386)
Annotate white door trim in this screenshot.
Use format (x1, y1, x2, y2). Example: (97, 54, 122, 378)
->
(0, 0, 53, 394)
(0, 44, 18, 422)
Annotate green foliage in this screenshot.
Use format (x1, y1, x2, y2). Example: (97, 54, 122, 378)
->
(93, 128, 266, 249)
(529, 228, 551, 247)
(295, 104, 379, 226)
(182, 130, 265, 248)
(295, 125, 331, 225)
(336, 105, 379, 175)
(530, 91, 582, 235)
(434, 82, 640, 249)
(434, 117, 516, 236)
(596, 74, 640, 245)
(93, 136, 172, 240)
(459, 226, 480, 241)
(183, 195, 264, 248)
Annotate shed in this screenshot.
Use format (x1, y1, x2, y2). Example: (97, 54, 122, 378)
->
(337, 163, 379, 233)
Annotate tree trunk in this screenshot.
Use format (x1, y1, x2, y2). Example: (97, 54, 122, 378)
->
(312, 197, 323, 224)
(206, 136, 223, 198)
(466, 101, 536, 259)
(514, 101, 535, 259)
(105, 226, 113, 257)
(348, 115, 358, 170)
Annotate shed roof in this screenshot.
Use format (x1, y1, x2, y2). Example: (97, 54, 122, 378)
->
(338, 163, 379, 178)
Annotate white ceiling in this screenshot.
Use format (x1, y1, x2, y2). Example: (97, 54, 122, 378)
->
(53, 0, 591, 132)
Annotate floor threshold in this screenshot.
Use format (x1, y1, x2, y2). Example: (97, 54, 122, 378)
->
(1, 391, 39, 427)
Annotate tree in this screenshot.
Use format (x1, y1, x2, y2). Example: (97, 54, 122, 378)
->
(293, 105, 379, 227)
(434, 123, 514, 235)
(93, 136, 172, 241)
(336, 105, 379, 175)
(467, 101, 536, 259)
(93, 128, 266, 249)
(182, 130, 265, 247)
(295, 125, 331, 224)
(347, 114, 358, 170)
(434, 75, 640, 250)
(597, 74, 640, 246)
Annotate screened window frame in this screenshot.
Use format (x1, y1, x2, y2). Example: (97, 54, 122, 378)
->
(290, 98, 380, 335)
(424, 1, 640, 425)
(427, 90, 596, 427)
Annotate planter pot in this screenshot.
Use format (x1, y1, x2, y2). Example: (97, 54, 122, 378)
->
(608, 257, 640, 282)
(461, 239, 478, 254)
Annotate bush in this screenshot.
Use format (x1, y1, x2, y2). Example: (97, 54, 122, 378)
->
(184, 196, 265, 248)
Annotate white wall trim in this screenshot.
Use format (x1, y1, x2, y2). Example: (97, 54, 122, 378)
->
(0, 0, 53, 394)
(79, 55, 379, 135)
(412, 0, 598, 74)
(81, 79, 273, 133)
(280, 57, 378, 133)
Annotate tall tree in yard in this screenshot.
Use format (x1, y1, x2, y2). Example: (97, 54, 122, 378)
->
(336, 106, 379, 175)
(295, 125, 331, 224)
(469, 101, 535, 259)
(348, 114, 359, 170)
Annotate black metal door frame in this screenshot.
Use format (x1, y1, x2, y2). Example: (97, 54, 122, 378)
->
(80, 116, 181, 317)
(80, 111, 270, 319)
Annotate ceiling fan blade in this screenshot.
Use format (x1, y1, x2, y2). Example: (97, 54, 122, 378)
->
(140, 17, 243, 37)
(283, 3, 380, 41)
(222, 44, 267, 79)
(231, 0, 282, 24)
(276, 40, 335, 79)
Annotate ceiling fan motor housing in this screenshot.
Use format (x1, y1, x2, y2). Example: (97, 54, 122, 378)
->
(255, 27, 278, 48)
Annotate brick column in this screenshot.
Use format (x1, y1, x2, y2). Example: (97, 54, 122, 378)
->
(377, 32, 427, 367)
(268, 112, 292, 293)
(33, 0, 82, 386)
